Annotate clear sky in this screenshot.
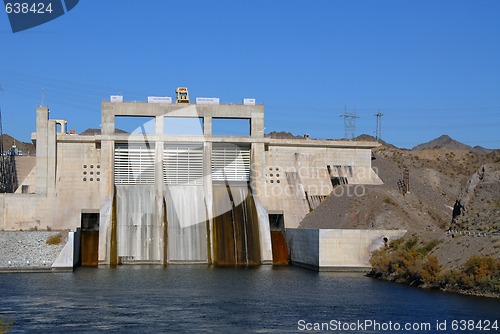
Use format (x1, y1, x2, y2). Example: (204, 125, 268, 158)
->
(0, 0, 499, 148)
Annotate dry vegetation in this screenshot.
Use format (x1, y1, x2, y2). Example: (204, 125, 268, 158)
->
(46, 233, 63, 245)
(369, 236, 500, 297)
(0, 317, 14, 334)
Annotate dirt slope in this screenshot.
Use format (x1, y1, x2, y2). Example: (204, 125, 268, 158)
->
(299, 140, 500, 269)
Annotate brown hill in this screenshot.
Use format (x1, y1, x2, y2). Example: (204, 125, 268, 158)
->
(299, 145, 500, 269)
(80, 128, 129, 135)
(412, 134, 493, 154)
(265, 131, 304, 139)
(354, 134, 396, 148)
(1, 134, 35, 155)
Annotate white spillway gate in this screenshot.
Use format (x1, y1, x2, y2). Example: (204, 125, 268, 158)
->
(112, 142, 254, 264)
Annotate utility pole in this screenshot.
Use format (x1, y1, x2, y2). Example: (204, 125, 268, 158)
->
(340, 106, 359, 140)
(375, 110, 384, 142)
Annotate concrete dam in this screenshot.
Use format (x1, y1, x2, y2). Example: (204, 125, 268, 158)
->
(0, 90, 404, 270)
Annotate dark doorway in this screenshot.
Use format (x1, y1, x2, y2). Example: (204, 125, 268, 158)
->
(81, 212, 99, 267)
(269, 213, 289, 265)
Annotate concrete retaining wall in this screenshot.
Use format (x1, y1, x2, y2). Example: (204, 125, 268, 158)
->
(286, 228, 406, 271)
(52, 228, 81, 272)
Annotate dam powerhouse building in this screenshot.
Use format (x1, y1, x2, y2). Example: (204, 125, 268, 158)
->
(0, 89, 402, 270)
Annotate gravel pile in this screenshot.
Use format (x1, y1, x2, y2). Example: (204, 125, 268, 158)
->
(0, 231, 67, 270)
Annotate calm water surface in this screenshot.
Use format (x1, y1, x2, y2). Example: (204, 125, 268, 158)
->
(0, 266, 499, 333)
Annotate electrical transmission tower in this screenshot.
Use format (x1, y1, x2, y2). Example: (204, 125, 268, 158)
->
(0, 107, 16, 193)
(375, 111, 384, 142)
(340, 106, 359, 140)
(0, 106, 6, 192)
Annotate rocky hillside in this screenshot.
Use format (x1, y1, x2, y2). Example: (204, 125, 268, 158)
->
(413, 134, 492, 155)
(265, 131, 304, 139)
(80, 128, 129, 135)
(1, 134, 35, 155)
(299, 135, 500, 270)
(451, 163, 500, 233)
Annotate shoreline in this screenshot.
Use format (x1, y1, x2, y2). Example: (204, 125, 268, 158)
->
(367, 273, 500, 299)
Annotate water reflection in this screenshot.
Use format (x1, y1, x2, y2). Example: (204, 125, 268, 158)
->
(1, 266, 499, 333)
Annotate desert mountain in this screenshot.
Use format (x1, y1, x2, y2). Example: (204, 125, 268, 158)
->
(0, 134, 35, 155)
(80, 128, 129, 135)
(299, 143, 500, 269)
(412, 134, 492, 154)
(265, 131, 304, 139)
(354, 134, 396, 148)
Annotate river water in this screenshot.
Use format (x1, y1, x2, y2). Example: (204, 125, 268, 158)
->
(1, 266, 498, 333)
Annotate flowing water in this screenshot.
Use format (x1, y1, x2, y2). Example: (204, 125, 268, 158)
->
(212, 185, 261, 265)
(116, 185, 160, 262)
(1, 266, 498, 333)
(164, 185, 208, 262)
(114, 184, 263, 265)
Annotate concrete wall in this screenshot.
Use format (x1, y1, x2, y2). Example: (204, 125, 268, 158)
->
(0, 194, 51, 231)
(285, 228, 320, 269)
(1, 138, 101, 231)
(51, 140, 101, 230)
(286, 228, 406, 271)
(264, 145, 382, 228)
(100, 102, 265, 138)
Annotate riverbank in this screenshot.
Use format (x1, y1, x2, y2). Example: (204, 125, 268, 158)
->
(0, 231, 67, 272)
(368, 236, 500, 298)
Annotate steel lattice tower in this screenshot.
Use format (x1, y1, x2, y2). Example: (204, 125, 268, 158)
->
(0, 106, 5, 192)
(340, 106, 359, 140)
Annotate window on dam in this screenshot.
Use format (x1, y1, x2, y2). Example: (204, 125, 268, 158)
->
(115, 116, 156, 134)
(164, 117, 203, 136)
(212, 118, 250, 136)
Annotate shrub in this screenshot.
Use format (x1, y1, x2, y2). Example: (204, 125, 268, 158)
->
(389, 238, 404, 250)
(416, 239, 440, 256)
(404, 236, 419, 250)
(46, 233, 63, 245)
(370, 241, 500, 295)
(421, 255, 441, 284)
(0, 317, 14, 334)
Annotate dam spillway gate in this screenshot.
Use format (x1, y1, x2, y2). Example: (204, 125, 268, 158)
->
(108, 142, 267, 265)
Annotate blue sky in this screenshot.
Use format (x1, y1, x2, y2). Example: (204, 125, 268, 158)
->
(0, 0, 499, 148)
